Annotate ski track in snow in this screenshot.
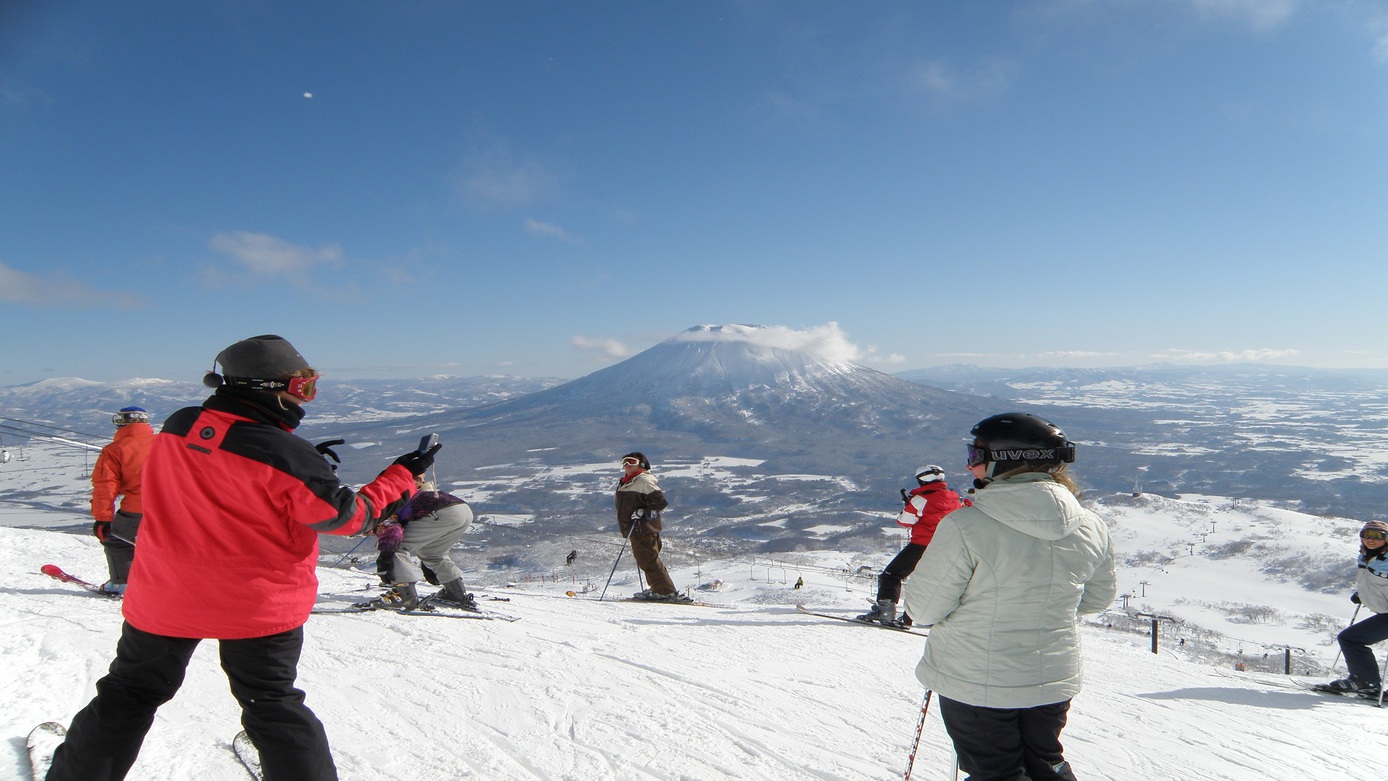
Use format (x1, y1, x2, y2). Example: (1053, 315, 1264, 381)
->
(3, 524, 1387, 780)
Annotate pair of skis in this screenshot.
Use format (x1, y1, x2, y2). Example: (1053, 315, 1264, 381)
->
(312, 590, 521, 622)
(25, 725, 262, 780)
(796, 604, 925, 634)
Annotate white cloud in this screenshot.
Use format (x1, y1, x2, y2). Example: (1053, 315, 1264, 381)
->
(209, 232, 342, 277)
(572, 335, 636, 360)
(1153, 348, 1301, 363)
(459, 147, 557, 210)
(204, 232, 359, 300)
(1187, 0, 1296, 33)
(525, 219, 580, 243)
(906, 58, 1016, 107)
(673, 323, 866, 363)
(0, 261, 142, 309)
(1037, 350, 1123, 360)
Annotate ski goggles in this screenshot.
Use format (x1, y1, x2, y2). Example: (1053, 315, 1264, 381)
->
(1362, 529, 1388, 541)
(222, 373, 319, 402)
(621, 457, 642, 467)
(966, 443, 990, 467)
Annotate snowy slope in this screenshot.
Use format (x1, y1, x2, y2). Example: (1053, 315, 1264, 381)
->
(3, 522, 1384, 781)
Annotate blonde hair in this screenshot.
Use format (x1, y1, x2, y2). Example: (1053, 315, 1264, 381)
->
(993, 462, 1082, 498)
(1050, 464, 1082, 498)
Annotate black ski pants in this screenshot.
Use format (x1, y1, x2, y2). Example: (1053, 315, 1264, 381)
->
(47, 621, 337, 781)
(1339, 611, 1388, 687)
(938, 696, 1078, 781)
(877, 543, 926, 604)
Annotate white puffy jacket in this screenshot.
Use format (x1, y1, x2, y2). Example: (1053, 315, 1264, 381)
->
(902, 472, 1117, 708)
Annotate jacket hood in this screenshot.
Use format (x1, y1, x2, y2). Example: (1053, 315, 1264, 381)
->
(969, 472, 1086, 541)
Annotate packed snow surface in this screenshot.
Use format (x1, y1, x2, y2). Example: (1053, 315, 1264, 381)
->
(2, 523, 1383, 781)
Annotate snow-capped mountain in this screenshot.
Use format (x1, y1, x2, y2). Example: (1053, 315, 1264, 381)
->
(384, 324, 992, 470)
(9, 325, 1388, 566)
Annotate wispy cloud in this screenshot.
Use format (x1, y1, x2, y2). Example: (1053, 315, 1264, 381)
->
(458, 146, 558, 210)
(905, 58, 1017, 108)
(1187, 0, 1296, 33)
(673, 322, 868, 363)
(1154, 347, 1300, 363)
(0, 261, 142, 309)
(572, 335, 636, 360)
(525, 218, 581, 243)
(203, 231, 356, 300)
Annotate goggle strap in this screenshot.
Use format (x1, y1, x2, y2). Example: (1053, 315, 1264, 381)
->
(222, 375, 317, 401)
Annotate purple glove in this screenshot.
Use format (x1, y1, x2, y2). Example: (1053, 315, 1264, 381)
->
(377, 522, 404, 554)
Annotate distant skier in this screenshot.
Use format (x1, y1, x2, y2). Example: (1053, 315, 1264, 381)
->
(46, 334, 433, 781)
(89, 405, 155, 595)
(370, 471, 476, 610)
(856, 464, 966, 628)
(903, 412, 1116, 781)
(1313, 520, 1388, 696)
(615, 451, 689, 602)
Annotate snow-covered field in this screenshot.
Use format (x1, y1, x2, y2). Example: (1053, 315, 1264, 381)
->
(3, 439, 1384, 779)
(2, 523, 1384, 781)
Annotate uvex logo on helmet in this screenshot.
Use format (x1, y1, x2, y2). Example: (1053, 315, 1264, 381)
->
(992, 447, 1060, 462)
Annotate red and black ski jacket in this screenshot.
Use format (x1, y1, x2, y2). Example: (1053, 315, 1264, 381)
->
(123, 390, 415, 639)
(896, 483, 966, 547)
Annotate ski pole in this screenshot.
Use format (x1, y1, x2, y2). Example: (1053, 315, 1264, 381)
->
(1330, 603, 1362, 672)
(1379, 651, 1388, 708)
(903, 689, 932, 781)
(332, 535, 371, 568)
(599, 533, 631, 602)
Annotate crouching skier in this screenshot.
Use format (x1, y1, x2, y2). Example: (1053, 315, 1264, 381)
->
(46, 334, 439, 781)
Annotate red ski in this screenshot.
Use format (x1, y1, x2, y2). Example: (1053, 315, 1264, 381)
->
(40, 565, 118, 597)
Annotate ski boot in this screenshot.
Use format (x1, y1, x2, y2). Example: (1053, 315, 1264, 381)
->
(855, 599, 897, 624)
(433, 578, 478, 610)
(366, 582, 419, 610)
(98, 581, 126, 597)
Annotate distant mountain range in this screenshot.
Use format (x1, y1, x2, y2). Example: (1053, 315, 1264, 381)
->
(5, 326, 1388, 566)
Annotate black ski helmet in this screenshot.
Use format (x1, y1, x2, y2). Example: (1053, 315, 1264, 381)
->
(967, 412, 1075, 476)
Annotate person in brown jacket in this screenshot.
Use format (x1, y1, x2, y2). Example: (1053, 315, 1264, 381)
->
(89, 406, 155, 595)
(614, 451, 690, 603)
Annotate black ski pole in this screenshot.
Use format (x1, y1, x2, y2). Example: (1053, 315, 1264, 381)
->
(599, 533, 631, 602)
(1331, 603, 1362, 672)
(903, 689, 933, 781)
(332, 535, 371, 568)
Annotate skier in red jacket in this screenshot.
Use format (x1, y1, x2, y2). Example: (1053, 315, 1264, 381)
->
(47, 335, 439, 781)
(856, 465, 966, 628)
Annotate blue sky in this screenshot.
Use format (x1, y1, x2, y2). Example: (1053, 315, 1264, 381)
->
(3, 1, 1387, 384)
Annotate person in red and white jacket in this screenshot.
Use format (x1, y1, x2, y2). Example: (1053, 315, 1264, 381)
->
(47, 335, 438, 781)
(856, 465, 967, 628)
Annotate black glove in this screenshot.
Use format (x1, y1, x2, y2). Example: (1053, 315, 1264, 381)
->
(1352, 592, 1362, 604)
(392, 443, 442, 476)
(92, 521, 111, 542)
(900, 488, 910, 505)
(314, 439, 345, 464)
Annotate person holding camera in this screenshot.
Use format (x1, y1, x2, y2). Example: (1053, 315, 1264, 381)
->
(47, 334, 436, 781)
